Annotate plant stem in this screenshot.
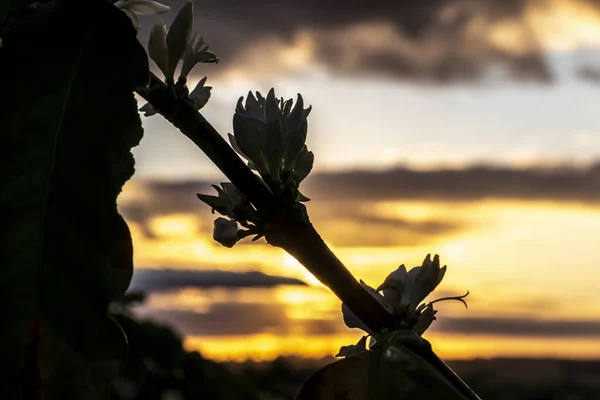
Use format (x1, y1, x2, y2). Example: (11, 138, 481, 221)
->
(136, 73, 393, 333)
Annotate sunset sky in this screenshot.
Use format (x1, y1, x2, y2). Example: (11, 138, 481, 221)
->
(119, 0, 600, 361)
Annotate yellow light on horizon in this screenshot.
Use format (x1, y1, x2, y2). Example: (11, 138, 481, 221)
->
(185, 333, 600, 362)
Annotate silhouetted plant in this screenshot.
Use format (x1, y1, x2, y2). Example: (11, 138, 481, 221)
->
(1, 0, 480, 398)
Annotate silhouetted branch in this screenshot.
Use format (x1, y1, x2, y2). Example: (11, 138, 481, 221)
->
(135, 73, 394, 333)
(135, 73, 482, 400)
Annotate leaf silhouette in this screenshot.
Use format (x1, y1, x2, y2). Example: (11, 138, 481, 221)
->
(296, 332, 470, 399)
(0, 0, 148, 398)
(295, 351, 370, 400)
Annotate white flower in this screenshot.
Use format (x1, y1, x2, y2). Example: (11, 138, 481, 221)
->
(340, 254, 468, 349)
(147, 0, 217, 84)
(378, 254, 447, 315)
(180, 33, 219, 79)
(114, 0, 170, 31)
(213, 218, 239, 248)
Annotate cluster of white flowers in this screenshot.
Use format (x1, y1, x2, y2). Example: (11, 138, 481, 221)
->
(230, 89, 313, 202)
(146, 1, 218, 84)
(337, 254, 468, 357)
(198, 89, 315, 247)
(118, 1, 219, 115)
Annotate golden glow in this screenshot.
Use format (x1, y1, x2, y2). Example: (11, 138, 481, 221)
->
(427, 333, 600, 360)
(184, 333, 600, 362)
(487, 0, 600, 53)
(122, 182, 600, 361)
(148, 214, 200, 238)
(185, 333, 361, 361)
(274, 286, 338, 320)
(220, 32, 316, 82)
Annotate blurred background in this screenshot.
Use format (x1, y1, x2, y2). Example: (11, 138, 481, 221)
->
(114, 0, 600, 398)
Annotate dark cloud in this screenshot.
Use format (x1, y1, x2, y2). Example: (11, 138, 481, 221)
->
(123, 163, 600, 208)
(303, 163, 600, 202)
(139, 303, 288, 335)
(119, 177, 465, 246)
(433, 316, 600, 338)
(119, 163, 600, 245)
(307, 208, 461, 248)
(135, 301, 342, 336)
(120, 180, 212, 219)
(136, 0, 561, 83)
(136, 298, 600, 338)
(129, 269, 307, 292)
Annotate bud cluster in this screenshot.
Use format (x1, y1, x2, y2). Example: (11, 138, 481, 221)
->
(337, 254, 469, 357)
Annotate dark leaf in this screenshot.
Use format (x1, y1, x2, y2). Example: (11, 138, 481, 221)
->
(0, 0, 148, 397)
(295, 351, 370, 400)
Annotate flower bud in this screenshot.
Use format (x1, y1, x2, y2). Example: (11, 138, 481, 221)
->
(213, 218, 239, 248)
(231, 89, 313, 202)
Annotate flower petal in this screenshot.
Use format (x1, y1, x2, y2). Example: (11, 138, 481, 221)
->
(232, 113, 267, 168)
(148, 19, 169, 78)
(180, 33, 199, 78)
(194, 51, 219, 64)
(188, 76, 206, 93)
(221, 182, 243, 205)
(283, 96, 309, 171)
(189, 78, 212, 110)
(409, 254, 443, 310)
(435, 265, 447, 287)
(296, 190, 310, 202)
(196, 193, 228, 215)
(399, 266, 421, 310)
(166, 0, 194, 80)
(293, 146, 314, 182)
(411, 303, 437, 336)
(121, 9, 140, 30)
(378, 264, 407, 308)
(120, 0, 170, 15)
(228, 133, 250, 161)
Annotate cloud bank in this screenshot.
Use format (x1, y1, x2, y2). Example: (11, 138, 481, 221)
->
(138, 0, 600, 83)
(129, 269, 307, 292)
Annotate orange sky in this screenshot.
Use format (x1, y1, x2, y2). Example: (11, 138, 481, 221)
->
(120, 180, 600, 361)
(119, 0, 600, 362)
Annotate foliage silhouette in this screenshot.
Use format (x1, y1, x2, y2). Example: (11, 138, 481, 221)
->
(0, 1, 480, 399)
(0, 0, 148, 398)
(109, 293, 260, 400)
